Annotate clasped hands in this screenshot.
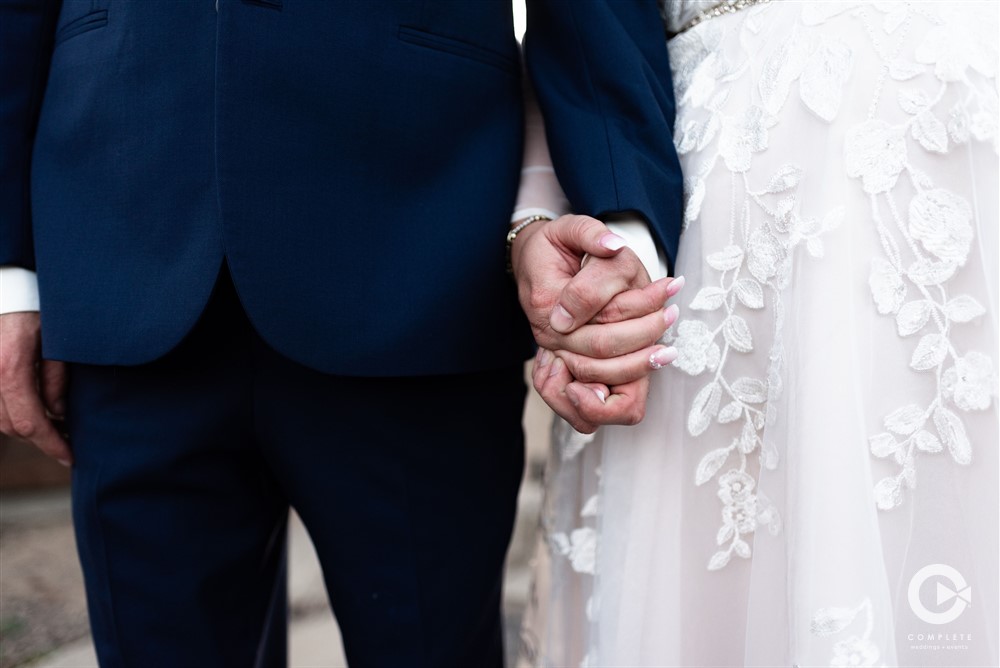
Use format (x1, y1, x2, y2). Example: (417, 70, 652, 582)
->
(510, 215, 683, 434)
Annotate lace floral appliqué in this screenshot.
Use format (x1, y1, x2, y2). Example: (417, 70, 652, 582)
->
(851, 3, 999, 510)
(668, 6, 845, 570)
(811, 598, 885, 668)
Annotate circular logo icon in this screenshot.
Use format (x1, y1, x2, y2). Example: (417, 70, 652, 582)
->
(908, 564, 971, 625)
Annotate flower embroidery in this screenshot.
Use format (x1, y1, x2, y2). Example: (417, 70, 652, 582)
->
(907, 189, 973, 265)
(868, 258, 907, 315)
(856, 4, 997, 509)
(914, 6, 998, 82)
(669, 5, 842, 570)
(668, 0, 996, 565)
(719, 105, 772, 172)
(720, 471, 758, 535)
(551, 527, 597, 576)
(717, 469, 755, 504)
(746, 227, 785, 282)
(943, 352, 998, 412)
(673, 320, 721, 375)
(844, 120, 907, 194)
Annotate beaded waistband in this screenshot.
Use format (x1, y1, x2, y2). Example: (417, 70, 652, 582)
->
(675, 0, 773, 35)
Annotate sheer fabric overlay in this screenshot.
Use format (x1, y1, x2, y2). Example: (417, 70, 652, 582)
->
(520, 2, 998, 666)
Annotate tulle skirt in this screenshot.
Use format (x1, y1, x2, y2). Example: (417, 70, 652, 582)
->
(521, 3, 998, 666)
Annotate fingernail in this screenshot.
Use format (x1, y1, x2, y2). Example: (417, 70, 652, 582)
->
(566, 385, 581, 407)
(664, 303, 680, 325)
(594, 389, 607, 403)
(599, 233, 627, 251)
(550, 304, 574, 332)
(538, 349, 552, 367)
(57, 458, 72, 468)
(549, 356, 564, 378)
(649, 346, 678, 370)
(667, 275, 685, 297)
(52, 400, 66, 417)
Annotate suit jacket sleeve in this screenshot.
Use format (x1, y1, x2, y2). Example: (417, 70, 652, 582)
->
(0, 0, 61, 270)
(524, 0, 683, 269)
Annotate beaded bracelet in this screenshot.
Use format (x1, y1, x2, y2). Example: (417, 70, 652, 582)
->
(505, 214, 552, 275)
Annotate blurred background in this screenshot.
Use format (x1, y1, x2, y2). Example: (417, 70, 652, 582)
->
(0, 365, 552, 668)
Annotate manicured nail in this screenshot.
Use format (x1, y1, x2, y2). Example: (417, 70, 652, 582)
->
(550, 304, 574, 332)
(549, 356, 564, 378)
(57, 458, 71, 468)
(594, 389, 607, 403)
(599, 233, 627, 251)
(649, 346, 678, 370)
(538, 349, 552, 368)
(664, 303, 680, 325)
(667, 275, 685, 297)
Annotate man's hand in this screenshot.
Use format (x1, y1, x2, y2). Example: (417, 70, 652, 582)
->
(0, 313, 70, 465)
(511, 215, 671, 356)
(511, 214, 682, 431)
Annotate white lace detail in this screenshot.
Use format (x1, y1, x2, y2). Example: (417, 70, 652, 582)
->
(522, 4, 998, 665)
(811, 598, 886, 668)
(536, 419, 601, 667)
(544, 423, 599, 570)
(847, 2, 999, 511)
(669, 0, 998, 568)
(668, 5, 844, 570)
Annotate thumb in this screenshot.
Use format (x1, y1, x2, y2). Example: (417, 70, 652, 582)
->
(548, 215, 628, 260)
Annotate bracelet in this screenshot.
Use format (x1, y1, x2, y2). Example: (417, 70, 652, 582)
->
(505, 214, 552, 275)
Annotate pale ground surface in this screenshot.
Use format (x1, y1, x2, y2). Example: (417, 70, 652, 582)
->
(0, 366, 551, 668)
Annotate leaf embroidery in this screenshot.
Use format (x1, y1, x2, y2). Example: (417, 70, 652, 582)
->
(811, 598, 882, 667)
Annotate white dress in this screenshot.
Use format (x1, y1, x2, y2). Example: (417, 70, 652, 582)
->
(519, 2, 998, 666)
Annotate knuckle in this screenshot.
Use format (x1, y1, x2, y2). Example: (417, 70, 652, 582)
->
(0, 376, 25, 400)
(588, 330, 617, 359)
(569, 281, 601, 310)
(646, 313, 668, 340)
(533, 332, 557, 352)
(622, 251, 648, 281)
(639, 288, 661, 312)
(598, 299, 626, 324)
(570, 416, 598, 434)
(0, 363, 18, 386)
(12, 419, 36, 438)
(527, 286, 554, 317)
(567, 214, 596, 239)
(571, 358, 597, 383)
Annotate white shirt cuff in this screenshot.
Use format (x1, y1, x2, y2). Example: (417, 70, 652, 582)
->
(0, 267, 41, 314)
(604, 218, 669, 281)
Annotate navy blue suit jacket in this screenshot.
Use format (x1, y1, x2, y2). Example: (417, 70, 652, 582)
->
(1, 0, 682, 376)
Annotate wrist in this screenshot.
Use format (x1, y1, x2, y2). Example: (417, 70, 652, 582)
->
(506, 214, 552, 275)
